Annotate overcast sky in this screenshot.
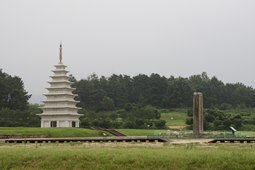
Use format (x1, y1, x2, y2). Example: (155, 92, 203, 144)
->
(1, 0, 255, 103)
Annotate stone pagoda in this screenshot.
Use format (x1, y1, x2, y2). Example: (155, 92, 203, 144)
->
(38, 44, 82, 128)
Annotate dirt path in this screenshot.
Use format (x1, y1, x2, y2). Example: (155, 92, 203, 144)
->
(170, 139, 212, 144)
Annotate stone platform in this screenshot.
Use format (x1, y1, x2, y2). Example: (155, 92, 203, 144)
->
(2, 136, 169, 143)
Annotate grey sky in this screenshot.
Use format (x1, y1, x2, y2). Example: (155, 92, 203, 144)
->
(1, 0, 255, 103)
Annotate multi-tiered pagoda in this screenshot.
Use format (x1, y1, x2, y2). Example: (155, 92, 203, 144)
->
(38, 44, 82, 128)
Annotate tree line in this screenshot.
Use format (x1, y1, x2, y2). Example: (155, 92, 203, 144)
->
(0, 69, 40, 127)
(73, 72, 255, 129)
(1, 67, 255, 129)
(74, 72, 255, 111)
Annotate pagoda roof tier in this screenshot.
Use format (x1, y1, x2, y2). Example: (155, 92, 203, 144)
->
(48, 81, 73, 85)
(41, 106, 81, 109)
(54, 64, 67, 68)
(54, 69, 66, 72)
(42, 100, 79, 103)
(43, 93, 78, 97)
(37, 113, 83, 117)
(50, 75, 70, 78)
(46, 87, 75, 90)
(41, 110, 82, 114)
(52, 70, 69, 73)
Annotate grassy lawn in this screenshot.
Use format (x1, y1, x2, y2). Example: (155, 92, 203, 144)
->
(0, 127, 111, 137)
(160, 110, 188, 126)
(118, 129, 170, 136)
(118, 129, 255, 137)
(230, 131, 255, 137)
(0, 143, 255, 169)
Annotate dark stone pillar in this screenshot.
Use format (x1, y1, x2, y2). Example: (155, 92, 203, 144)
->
(193, 92, 203, 135)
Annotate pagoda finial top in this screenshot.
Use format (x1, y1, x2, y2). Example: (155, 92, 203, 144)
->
(59, 42, 63, 64)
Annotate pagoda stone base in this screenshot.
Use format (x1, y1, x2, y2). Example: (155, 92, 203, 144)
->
(40, 115, 80, 128)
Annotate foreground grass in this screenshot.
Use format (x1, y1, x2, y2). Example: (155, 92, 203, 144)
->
(0, 143, 255, 169)
(0, 127, 110, 137)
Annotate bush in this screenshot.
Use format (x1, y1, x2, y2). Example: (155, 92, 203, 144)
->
(186, 108, 245, 131)
(154, 120, 166, 129)
(219, 103, 232, 110)
(0, 105, 40, 127)
(78, 105, 165, 129)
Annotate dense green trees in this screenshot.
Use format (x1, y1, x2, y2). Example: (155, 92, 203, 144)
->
(79, 105, 165, 129)
(74, 72, 255, 110)
(0, 69, 30, 110)
(0, 104, 41, 127)
(1, 68, 255, 129)
(74, 72, 255, 129)
(186, 108, 245, 130)
(0, 69, 38, 127)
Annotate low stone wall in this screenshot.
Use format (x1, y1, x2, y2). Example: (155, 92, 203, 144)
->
(0, 134, 49, 139)
(3, 136, 169, 143)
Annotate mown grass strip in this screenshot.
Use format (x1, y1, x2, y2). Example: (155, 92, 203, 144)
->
(161, 111, 188, 126)
(0, 127, 110, 137)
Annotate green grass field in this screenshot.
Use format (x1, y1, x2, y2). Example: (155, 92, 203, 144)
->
(0, 127, 168, 137)
(160, 110, 188, 126)
(0, 143, 255, 170)
(118, 129, 255, 137)
(0, 127, 111, 137)
(118, 129, 169, 136)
